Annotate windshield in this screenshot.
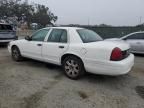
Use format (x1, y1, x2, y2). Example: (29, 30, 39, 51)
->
(0, 24, 13, 32)
(77, 29, 103, 43)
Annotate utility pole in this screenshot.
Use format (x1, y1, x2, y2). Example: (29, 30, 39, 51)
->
(139, 16, 142, 25)
(88, 18, 90, 26)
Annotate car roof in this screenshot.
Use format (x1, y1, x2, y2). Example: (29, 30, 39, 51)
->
(44, 27, 83, 30)
(0, 23, 11, 25)
(120, 31, 144, 39)
(126, 31, 144, 35)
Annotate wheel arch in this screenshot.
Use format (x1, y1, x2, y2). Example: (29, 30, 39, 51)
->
(61, 53, 84, 65)
(11, 45, 18, 50)
(11, 45, 18, 48)
(11, 45, 21, 54)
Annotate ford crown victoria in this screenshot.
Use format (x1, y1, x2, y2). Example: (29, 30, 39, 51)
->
(8, 27, 134, 79)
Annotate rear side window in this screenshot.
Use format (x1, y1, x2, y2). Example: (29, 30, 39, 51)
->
(126, 33, 144, 40)
(32, 29, 49, 41)
(77, 29, 103, 43)
(0, 24, 13, 31)
(48, 29, 67, 43)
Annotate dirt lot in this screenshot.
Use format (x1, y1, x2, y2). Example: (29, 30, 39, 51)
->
(0, 46, 144, 108)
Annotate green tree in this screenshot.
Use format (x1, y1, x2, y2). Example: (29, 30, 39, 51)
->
(0, 0, 58, 27)
(31, 4, 58, 27)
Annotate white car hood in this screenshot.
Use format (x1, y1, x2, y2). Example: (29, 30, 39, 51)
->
(11, 39, 25, 43)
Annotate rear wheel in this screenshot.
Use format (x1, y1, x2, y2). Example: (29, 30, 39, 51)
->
(11, 46, 23, 61)
(62, 56, 85, 80)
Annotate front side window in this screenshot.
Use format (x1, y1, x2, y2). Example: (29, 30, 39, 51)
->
(77, 29, 103, 43)
(48, 29, 67, 43)
(126, 33, 144, 40)
(32, 29, 49, 41)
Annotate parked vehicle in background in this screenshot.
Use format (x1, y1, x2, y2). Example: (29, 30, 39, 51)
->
(8, 27, 134, 79)
(106, 31, 144, 54)
(0, 23, 17, 44)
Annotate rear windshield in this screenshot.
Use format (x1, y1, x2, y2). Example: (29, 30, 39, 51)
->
(77, 29, 103, 43)
(0, 24, 13, 31)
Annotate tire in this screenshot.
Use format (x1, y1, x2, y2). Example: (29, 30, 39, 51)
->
(62, 56, 85, 80)
(11, 46, 23, 61)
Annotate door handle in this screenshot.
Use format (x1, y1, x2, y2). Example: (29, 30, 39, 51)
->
(59, 46, 64, 49)
(37, 44, 42, 46)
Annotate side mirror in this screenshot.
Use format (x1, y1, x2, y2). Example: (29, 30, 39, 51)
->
(122, 38, 127, 40)
(25, 36, 32, 41)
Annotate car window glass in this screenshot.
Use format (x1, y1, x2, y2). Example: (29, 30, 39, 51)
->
(48, 29, 67, 43)
(126, 33, 144, 40)
(77, 29, 103, 43)
(32, 29, 49, 41)
(0, 24, 13, 31)
(139, 33, 144, 39)
(60, 30, 67, 43)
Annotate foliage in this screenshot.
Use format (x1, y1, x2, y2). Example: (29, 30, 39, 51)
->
(0, 0, 58, 27)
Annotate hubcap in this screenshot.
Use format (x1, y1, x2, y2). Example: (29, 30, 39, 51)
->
(12, 48, 19, 59)
(65, 59, 79, 77)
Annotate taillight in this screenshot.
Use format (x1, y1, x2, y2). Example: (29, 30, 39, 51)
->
(110, 47, 123, 61)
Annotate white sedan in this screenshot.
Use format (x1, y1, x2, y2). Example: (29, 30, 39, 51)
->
(8, 27, 134, 79)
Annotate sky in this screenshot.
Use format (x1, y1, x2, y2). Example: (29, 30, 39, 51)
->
(28, 0, 144, 26)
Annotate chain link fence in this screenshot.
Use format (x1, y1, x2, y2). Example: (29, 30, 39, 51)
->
(16, 26, 144, 39)
(16, 30, 36, 37)
(85, 26, 144, 39)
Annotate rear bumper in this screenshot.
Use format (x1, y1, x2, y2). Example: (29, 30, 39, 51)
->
(0, 37, 18, 43)
(84, 54, 134, 76)
(0, 39, 15, 43)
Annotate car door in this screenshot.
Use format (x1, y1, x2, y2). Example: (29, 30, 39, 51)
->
(23, 29, 49, 61)
(139, 33, 144, 53)
(124, 33, 144, 53)
(42, 29, 69, 65)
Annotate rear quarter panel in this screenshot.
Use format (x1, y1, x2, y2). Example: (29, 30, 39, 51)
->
(82, 41, 130, 66)
(84, 42, 113, 61)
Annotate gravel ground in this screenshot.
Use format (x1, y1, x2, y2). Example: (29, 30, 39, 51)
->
(0, 45, 144, 108)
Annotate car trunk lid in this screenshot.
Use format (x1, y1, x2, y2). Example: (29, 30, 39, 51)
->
(85, 40, 130, 51)
(84, 40, 130, 61)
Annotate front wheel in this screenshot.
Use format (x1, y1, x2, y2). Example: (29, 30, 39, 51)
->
(62, 56, 85, 80)
(11, 46, 23, 61)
